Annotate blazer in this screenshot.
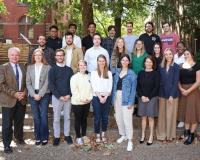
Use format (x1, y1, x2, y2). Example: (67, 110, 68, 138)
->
(159, 63, 180, 98)
(112, 68, 137, 106)
(26, 64, 51, 97)
(63, 45, 83, 73)
(0, 63, 27, 107)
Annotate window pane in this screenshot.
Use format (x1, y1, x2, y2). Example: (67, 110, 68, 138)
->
(28, 27, 34, 39)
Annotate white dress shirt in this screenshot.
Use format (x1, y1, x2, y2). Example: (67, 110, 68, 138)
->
(34, 63, 43, 90)
(65, 47, 73, 67)
(62, 35, 82, 48)
(10, 62, 22, 90)
(84, 46, 110, 73)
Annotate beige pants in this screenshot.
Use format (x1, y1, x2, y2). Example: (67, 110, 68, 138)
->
(156, 97, 178, 140)
(114, 91, 133, 140)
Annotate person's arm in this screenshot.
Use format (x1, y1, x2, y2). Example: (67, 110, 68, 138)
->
(70, 75, 80, 102)
(68, 68, 74, 96)
(105, 50, 110, 66)
(185, 70, 200, 94)
(136, 72, 143, 97)
(38, 65, 51, 97)
(26, 66, 35, 97)
(149, 71, 160, 99)
(107, 71, 113, 96)
(48, 67, 61, 99)
(128, 72, 137, 106)
(62, 36, 66, 48)
(170, 65, 180, 97)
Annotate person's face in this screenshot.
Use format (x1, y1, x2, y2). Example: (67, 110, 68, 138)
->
(165, 50, 173, 63)
(55, 51, 65, 63)
(93, 35, 101, 46)
(117, 39, 124, 49)
(162, 23, 170, 32)
(66, 35, 73, 46)
(88, 24, 96, 34)
(121, 56, 130, 68)
(108, 28, 116, 37)
(50, 28, 58, 38)
(34, 51, 42, 63)
(184, 50, 193, 61)
(135, 41, 143, 50)
(37, 36, 46, 47)
(8, 50, 20, 64)
(69, 26, 76, 34)
(145, 23, 153, 33)
(177, 43, 185, 54)
(97, 57, 106, 69)
(154, 44, 161, 54)
(126, 23, 133, 34)
(145, 58, 153, 70)
(78, 61, 87, 73)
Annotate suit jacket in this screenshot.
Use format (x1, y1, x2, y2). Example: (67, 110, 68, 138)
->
(26, 64, 51, 97)
(0, 63, 27, 107)
(63, 45, 83, 73)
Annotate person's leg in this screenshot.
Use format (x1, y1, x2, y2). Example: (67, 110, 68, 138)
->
(140, 116, 147, 142)
(148, 117, 154, 144)
(63, 100, 71, 137)
(39, 93, 50, 142)
(13, 102, 26, 141)
(73, 105, 82, 138)
(156, 98, 166, 141)
(2, 107, 14, 148)
(29, 96, 41, 141)
(101, 96, 110, 133)
(81, 103, 90, 137)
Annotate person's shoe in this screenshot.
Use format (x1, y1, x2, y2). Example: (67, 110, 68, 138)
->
(42, 140, 48, 146)
(127, 141, 133, 151)
(96, 134, 101, 143)
(65, 136, 73, 145)
(184, 129, 190, 139)
(147, 142, 153, 146)
(76, 138, 83, 145)
(53, 138, 60, 146)
(4, 146, 13, 154)
(16, 139, 25, 145)
(177, 122, 184, 128)
(82, 136, 90, 144)
(117, 136, 127, 144)
(184, 133, 195, 145)
(139, 136, 145, 144)
(35, 140, 41, 145)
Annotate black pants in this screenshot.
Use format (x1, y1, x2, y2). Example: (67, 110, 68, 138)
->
(72, 104, 90, 138)
(2, 101, 26, 147)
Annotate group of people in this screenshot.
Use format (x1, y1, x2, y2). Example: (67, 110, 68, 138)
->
(0, 20, 200, 154)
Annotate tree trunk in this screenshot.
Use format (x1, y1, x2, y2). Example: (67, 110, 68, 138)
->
(81, 0, 94, 36)
(114, 16, 121, 37)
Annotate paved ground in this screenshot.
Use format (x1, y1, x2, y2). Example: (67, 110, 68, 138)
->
(0, 129, 200, 160)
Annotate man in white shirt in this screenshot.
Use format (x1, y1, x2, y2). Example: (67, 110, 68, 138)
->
(123, 22, 138, 57)
(62, 23, 82, 49)
(63, 32, 83, 73)
(84, 33, 109, 73)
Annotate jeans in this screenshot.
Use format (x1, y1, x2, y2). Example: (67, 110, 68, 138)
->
(29, 93, 50, 141)
(72, 104, 90, 138)
(92, 96, 111, 134)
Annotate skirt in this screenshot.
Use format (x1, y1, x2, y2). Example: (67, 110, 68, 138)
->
(137, 97, 158, 117)
(178, 84, 200, 123)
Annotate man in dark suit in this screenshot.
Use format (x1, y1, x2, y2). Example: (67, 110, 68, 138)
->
(0, 47, 27, 154)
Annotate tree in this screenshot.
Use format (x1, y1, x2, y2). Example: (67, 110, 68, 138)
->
(0, 0, 7, 14)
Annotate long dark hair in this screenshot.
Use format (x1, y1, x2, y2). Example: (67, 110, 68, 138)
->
(97, 54, 109, 79)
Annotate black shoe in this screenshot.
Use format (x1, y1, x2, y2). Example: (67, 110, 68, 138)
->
(65, 136, 73, 145)
(147, 142, 153, 146)
(35, 141, 41, 145)
(184, 133, 195, 145)
(53, 138, 60, 146)
(4, 146, 13, 154)
(184, 129, 190, 139)
(16, 139, 25, 145)
(42, 140, 48, 146)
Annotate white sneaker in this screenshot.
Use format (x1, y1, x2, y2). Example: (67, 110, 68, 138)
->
(177, 122, 184, 128)
(127, 141, 133, 151)
(76, 138, 83, 145)
(116, 136, 127, 144)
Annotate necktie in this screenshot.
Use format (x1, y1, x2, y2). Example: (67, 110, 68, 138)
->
(15, 64, 19, 90)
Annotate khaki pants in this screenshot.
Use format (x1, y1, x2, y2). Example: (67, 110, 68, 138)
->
(114, 91, 133, 140)
(156, 97, 178, 140)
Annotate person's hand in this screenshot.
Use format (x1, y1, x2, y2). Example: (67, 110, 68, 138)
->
(34, 94, 41, 101)
(168, 96, 173, 104)
(127, 105, 133, 110)
(14, 92, 25, 101)
(141, 96, 149, 102)
(99, 96, 106, 104)
(182, 90, 189, 96)
(63, 95, 70, 102)
(59, 96, 65, 102)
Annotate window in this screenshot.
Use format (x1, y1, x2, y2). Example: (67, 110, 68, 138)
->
(18, 16, 34, 39)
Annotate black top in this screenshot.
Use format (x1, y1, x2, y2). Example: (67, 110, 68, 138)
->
(82, 35, 93, 51)
(117, 76, 124, 90)
(48, 65, 73, 99)
(139, 33, 161, 55)
(46, 37, 62, 51)
(180, 63, 200, 84)
(137, 70, 159, 99)
(154, 56, 162, 70)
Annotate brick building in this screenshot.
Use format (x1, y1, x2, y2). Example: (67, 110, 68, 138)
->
(0, 0, 52, 44)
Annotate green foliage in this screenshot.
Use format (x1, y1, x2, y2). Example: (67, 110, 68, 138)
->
(0, 0, 7, 14)
(195, 52, 200, 63)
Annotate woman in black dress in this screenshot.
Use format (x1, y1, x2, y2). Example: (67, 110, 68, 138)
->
(137, 55, 159, 145)
(153, 42, 162, 70)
